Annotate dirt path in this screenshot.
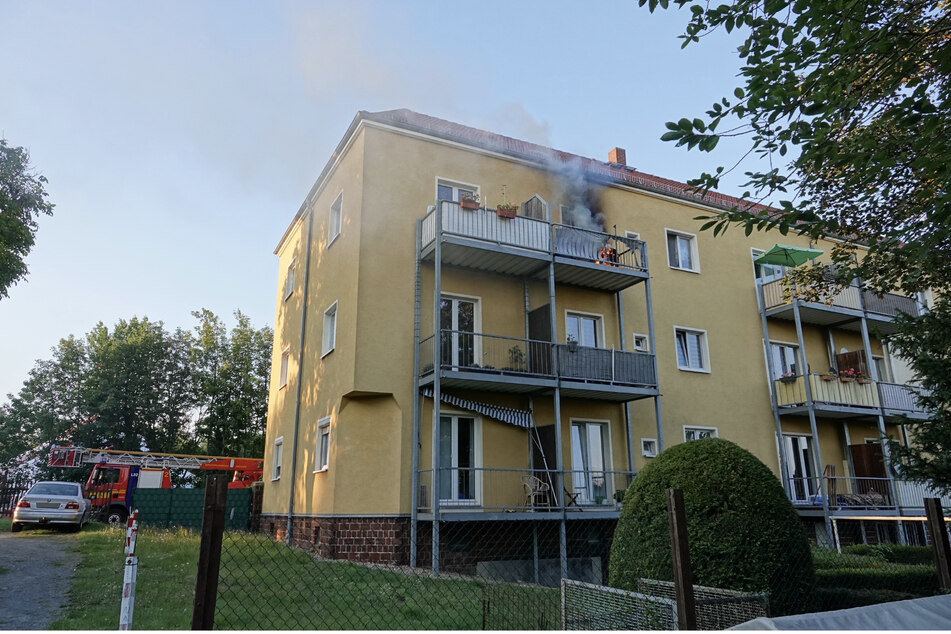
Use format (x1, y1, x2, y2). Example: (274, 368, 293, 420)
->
(0, 531, 80, 630)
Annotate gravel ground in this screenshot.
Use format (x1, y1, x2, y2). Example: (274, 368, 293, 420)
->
(0, 530, 80, 630)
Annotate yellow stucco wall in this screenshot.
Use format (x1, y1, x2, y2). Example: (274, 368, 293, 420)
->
(262, 119, 898, 518)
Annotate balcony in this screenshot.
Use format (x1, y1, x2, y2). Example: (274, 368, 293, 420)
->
(786, 476, 951, 514)
(420, 202, 648, 292)
(760, 277, 920, 334)
(416, 468, 633, 518)
(773, 374, 929, 419)
(419, 331, 658, 401)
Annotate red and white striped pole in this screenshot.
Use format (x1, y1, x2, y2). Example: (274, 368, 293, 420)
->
(119, 510, 139, 630)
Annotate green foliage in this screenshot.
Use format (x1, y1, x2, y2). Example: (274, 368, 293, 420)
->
(0, 309, 272, 475)
(885, 300, 951, 493)
(815, 565, 939, 594)
(608, 438, 814, 615)
(813, 587, 919, 612)
(0, 139, 55, 300)
(842, 544, 935, 566)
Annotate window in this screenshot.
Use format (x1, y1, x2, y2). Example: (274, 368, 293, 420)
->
(284, 258, 297, 300)
(437, 179, 478, 205)
(684, 426, 717, 442)
(571, 421, 610, 504)
(328, 193, 342, 246)
(322, 302, 337, 357)
(675, 327, 709, 372)
(641, 438, 658, 458)
(633, 333, 650, 353)
(522, 195, 548, 220)
(272, 437, 284, 480)
(567, 312, 601, 347)
(440, 295, 480, 368)
(873, 355, 892, 382)
(769, 342, 800, 378)
(438, 414, 480, 504)
(626, 231, 641, 241)
(752, 248, 784, 282)
(315, 417, 331, 472)
(279, 347, 290, 388)
(666, 230, 699, 271)
(782, 434, 815, 503)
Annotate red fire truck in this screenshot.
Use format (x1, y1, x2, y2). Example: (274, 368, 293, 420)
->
(49, 445, 263, 524)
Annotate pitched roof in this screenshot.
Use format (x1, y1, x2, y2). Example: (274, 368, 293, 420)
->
(362, 108, 761, 212)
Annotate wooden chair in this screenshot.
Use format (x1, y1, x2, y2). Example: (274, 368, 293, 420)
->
(521, 475, 550, 508)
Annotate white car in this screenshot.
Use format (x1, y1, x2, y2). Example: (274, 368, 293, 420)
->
(11, 481, 93, 532)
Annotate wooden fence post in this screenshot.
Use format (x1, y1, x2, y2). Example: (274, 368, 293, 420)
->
(667, 488, 697, 630)
(925, 497, 951, 592)
(191, 475, 229, 630)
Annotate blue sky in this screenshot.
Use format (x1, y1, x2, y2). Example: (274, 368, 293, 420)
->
(0, 0, 755, 402)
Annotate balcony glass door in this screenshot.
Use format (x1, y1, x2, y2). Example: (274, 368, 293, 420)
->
(783, 434, 816, 503)
(439, 415, 477, 504)
(571, 422, 608, 504)
(440, 296, 477, 369)
(770, 342, 800, 378)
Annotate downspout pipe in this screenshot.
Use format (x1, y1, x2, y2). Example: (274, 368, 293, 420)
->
(410, 218, 423, 566)
(286, 206, 315, 545)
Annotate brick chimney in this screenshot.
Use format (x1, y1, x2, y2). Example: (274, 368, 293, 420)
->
(608, 147, 626, 166)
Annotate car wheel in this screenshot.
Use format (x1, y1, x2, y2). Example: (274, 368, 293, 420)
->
(106, 507, 128, 526)
(11, 522, 22, 533)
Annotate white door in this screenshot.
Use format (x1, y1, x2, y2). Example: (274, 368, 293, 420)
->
(438, 415, 478, 504)
(783, 435, 816, 503)
(571, 422, 609, 504)
(440, 296, 478, 369)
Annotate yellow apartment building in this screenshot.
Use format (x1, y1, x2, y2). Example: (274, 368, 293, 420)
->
(260, 109, 946, 583)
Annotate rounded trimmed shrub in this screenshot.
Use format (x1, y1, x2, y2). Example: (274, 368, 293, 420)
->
(608, 438, 815, 615)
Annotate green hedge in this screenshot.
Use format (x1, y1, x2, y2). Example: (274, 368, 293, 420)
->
(816, 565, 939, 594)
(814, 587, 920, 611)
(608, 438, 815, 616)
(842, 544, 935, 566)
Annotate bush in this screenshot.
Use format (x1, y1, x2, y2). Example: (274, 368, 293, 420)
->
(815, 566, 939, 594)
(814, 587, 919, 611)
(842, 544, 935, 566)
(608, 438, 815, 616)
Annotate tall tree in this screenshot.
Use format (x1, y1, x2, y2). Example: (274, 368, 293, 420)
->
(646, 0, 951, 489)
(0, 139, 55, 299)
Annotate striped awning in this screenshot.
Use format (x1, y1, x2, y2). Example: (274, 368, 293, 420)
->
(421, 387, 533, 429)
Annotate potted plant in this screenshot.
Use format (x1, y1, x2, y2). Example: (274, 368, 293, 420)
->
(856, 370, 873, 385)
(779, 371, 797, 384)
(496, 184, 518, 219)
(839, 367, 858, 383)
(567, 334, 578, 353)
(459, 192, 480, 210)
(821, 368, 837, 381)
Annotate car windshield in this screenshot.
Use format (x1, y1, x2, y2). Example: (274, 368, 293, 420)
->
(29, 482, 80, 497)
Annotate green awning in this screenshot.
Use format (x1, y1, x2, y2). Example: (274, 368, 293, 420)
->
(754, 244, 824, 268)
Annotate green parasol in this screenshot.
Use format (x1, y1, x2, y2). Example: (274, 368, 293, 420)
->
(753, 244, 824, 268)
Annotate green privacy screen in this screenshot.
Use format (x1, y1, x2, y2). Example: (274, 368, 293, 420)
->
(133, 487, 253, 530)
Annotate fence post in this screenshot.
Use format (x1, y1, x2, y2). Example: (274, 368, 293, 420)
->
(191, 475, 228, 630)
(925, 498, 951, 592)
(667, 488, 697, 630)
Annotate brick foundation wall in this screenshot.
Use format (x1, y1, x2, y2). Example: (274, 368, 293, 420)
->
(258, 515, 411, 565)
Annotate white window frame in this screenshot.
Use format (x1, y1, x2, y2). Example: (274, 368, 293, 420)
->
(279, 347, 290, 388)
(872, 354, 892, 383)
(315, 417, 331, 473)
(328, 192, 342, 247)
(569, 418, 614, 505)
(440, 293, 482, 368)
(436, 178, 480, 205)
(565, 310, 604, 348)
(674, 326, 711, 373)
(272, 436, 284, 480)
(284, 257, 297, 300)
(751, 247, 784, 283)
(769, 340, 801, 379)
(641, 438, 658, 458)
(322, 301, 338, 358)
(436, 411, 483, 507)
(625, 230, 641, 241)
(666, 228, 700, 272)
(684, 426, 718, 442)
(633, 333, 650, 353)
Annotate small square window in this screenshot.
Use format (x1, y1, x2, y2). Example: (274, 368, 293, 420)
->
(642, 438, 658, 458)
(284, 258, 297, 300)
(329, 193, 342, 246)
(272, 437, 284, 480)
(675, 327, 710, 372)
(322, 302, 338, 357)
(684, 426, 718, 442)
(279, 348, 290, 388)
(315, 417, 331, 472)
(633, 333, 650, 353)
(667, 230, 699, 272)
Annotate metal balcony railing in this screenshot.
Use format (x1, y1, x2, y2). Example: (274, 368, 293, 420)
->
(774, 374, 880, 408)
(861, 289, 920, 318)
(785, 476, 895, 509)
(421, 202, 647, 273)
(419, 331, 656, 387)
(878, 382, 929, 415)
(416, 467, 634, 513)
(760, 275, 920, 318)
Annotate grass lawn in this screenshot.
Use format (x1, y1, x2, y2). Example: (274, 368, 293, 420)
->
(35, 523, 558, 630)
